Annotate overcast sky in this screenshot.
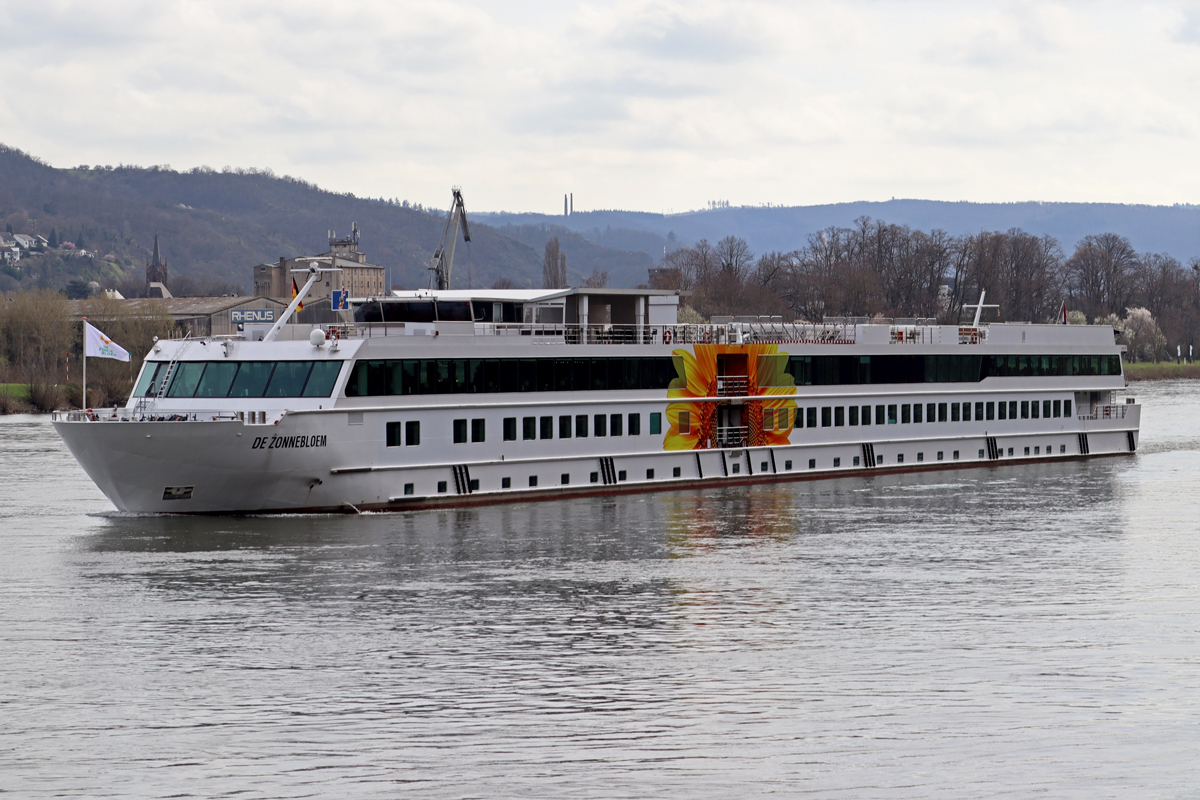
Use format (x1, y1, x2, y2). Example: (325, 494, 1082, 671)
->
(2, 1, 1199, 214)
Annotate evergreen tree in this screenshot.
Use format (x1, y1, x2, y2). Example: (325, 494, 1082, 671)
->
(48, 228, 57, 248)
(5, 223, 11, 234)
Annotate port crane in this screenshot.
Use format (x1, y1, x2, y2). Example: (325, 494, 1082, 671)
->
(428, 187, 471, 290)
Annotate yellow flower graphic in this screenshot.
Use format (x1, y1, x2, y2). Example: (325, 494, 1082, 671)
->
(664, 344, 798, 451)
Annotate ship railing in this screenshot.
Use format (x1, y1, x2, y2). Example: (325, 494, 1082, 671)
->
(324, 321, 858, 345)
(1078, 405, 1129, 421)
(716, 376, 750, 397)
(715, 426, 749, 448)
(51, 408, 246, 423)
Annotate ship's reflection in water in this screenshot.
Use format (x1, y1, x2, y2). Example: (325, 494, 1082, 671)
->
(6, 390, 1200, 797)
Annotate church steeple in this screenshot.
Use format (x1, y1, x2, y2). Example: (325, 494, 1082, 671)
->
(145, 233, 169, 296)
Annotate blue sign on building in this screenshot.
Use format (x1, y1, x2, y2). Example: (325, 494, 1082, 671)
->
(332, 290, 349, 310)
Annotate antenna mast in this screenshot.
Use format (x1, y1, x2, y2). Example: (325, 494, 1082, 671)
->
(428, 187, 471, 290)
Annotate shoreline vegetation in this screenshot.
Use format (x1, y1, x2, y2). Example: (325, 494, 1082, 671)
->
(1122, 362, 1200, 381)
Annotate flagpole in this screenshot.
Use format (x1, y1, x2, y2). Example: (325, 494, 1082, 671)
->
(82, 317, 87, 410)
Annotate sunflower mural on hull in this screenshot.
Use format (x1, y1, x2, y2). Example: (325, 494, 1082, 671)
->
(664, 344, 798, 450)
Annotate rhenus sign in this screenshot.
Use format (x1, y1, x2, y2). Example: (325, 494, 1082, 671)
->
(231, 309, 276, 323)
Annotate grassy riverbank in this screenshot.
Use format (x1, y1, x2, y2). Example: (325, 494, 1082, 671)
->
(1124, 362, 1200, 381)
(0, 384, 30, 400)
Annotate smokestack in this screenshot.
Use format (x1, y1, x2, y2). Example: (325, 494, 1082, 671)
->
(570, 193, 573, 215)
(564, 194, 568, 216)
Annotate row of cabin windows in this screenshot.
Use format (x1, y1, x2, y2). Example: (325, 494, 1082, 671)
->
(135, 360, 342, 399)
(779, 354, 1122, 386)
(385, 413, 664, 447)
(348, 353, 1121, 398)
(346, 357, 678, 397)
(675, 398, 1073, 435)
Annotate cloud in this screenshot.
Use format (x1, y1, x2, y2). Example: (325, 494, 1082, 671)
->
(0, 0, 1199, 212)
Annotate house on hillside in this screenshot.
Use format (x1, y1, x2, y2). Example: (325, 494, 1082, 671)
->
(12, 234, 35, 249)
(2, 246, 19, 265)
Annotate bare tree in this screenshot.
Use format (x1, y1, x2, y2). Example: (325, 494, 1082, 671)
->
(2, 289, 74, 410)
(542, 237, 566, 289)
(1066, 233, 1137, 319)
(491, 277, 516, 289)
(715, 235, 754, 277)
(581, 268, 609, 288)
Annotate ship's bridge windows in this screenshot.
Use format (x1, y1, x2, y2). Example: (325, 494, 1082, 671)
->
(504, 417, 517, 441)
(161, 360, 345, 399)
(194, 362, 239, 398)
(166, 362, 206, 397)
(628, 413, 641, 435)
(152, 360, 345, 400)
(229, 362, 275, 397)
(303, 362, 342, 397)
(133, 362, 166, 396)
(265, 361, 313, 397)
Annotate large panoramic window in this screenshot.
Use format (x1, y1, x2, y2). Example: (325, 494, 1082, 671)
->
(344, 356, 679, 397)
(140, 360, 345, 399)
(774, 353, 1121, 386)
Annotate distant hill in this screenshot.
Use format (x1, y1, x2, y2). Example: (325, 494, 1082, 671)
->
(495, 223, 654, 288)
(0, 144, 629, 293)
(479, 200, 1200, 262)
(6, 140, 1198, 297)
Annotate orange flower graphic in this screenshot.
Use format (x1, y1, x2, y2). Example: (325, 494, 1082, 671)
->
(664, 344, 798, 451)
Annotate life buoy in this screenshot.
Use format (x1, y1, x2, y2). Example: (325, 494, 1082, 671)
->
(701, 329, 712, 344)
(663, 328, 673, 345)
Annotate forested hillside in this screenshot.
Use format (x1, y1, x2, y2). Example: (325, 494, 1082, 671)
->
(0, 144, 557, 293)
(481, 200, 1200, 264)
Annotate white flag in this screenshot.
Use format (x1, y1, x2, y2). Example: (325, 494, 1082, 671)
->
(84, 320, 130, 362)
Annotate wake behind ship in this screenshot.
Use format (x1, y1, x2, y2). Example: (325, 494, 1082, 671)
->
(53, 279, 1139, 514)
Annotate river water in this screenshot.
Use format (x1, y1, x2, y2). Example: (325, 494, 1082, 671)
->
(1, 381, 1198, 798)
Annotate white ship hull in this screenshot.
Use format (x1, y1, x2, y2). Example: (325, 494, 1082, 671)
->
(54, 287, 1141, 514)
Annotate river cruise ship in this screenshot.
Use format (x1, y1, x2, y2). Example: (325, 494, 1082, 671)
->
(53, 277, 1139, 514)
